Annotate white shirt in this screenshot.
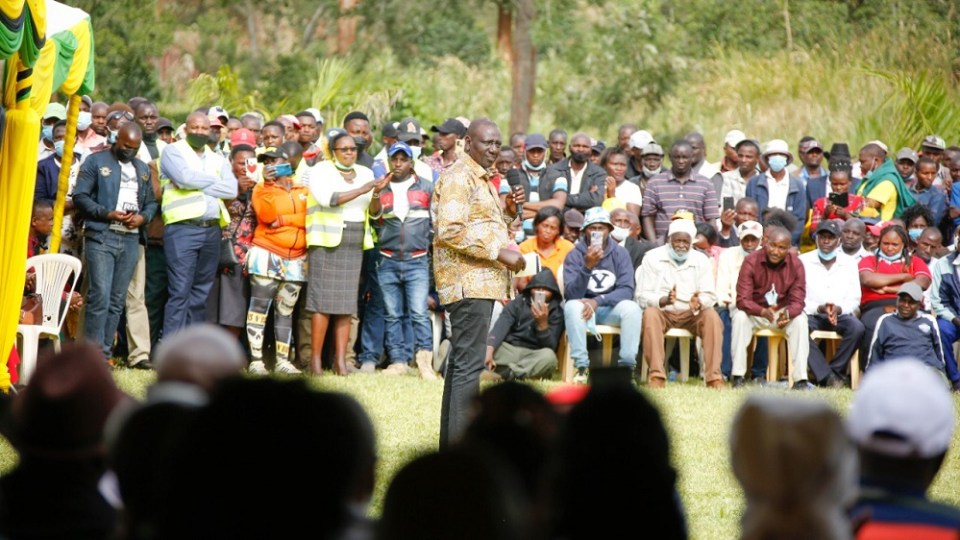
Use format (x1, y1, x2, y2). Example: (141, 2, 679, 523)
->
(842, 246, 872, 264)
(389, 177, 415, 221)
(110, 161, 140, 233)
(766, 173, 791, 210)
(716, 246, 748, 307)
(799, 250, 861, 315)
(569, 163, 586, 195)
(614, 180, 643, 208)
(306, 160, 375, 222)
(695, 160, 720, 181)
(635, 245, 717, 311)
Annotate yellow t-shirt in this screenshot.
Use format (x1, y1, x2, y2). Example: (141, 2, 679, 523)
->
(862, 181, 897, 221)
(519, 237, 575, 279)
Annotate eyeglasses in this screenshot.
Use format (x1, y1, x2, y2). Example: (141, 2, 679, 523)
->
(335, 147, 358, 153)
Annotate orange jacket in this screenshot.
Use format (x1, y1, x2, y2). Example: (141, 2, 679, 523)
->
(251, 182, 308, 259)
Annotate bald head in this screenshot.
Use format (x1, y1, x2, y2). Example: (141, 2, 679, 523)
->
(861, 143, 885, 159)
(570, 132, 591, 146)
(152, 323, 246, 393)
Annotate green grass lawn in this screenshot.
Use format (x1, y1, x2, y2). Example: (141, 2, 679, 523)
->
(3, 371, 959, 540)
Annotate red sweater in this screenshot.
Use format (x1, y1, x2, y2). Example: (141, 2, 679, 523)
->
(736, 248, 807, 319)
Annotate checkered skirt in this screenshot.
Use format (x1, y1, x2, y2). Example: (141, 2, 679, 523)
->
(305, 224, 364, 315)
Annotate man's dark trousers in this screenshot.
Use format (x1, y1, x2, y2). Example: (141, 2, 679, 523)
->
(440, 298, 494, 449)
(807, 313, 865, 382)
(162, 222, 220, 339)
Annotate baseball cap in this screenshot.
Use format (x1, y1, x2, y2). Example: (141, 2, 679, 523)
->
(230, 128, 257, 150)
(671, 209, 694, 221)
(799, 139, 824, 153)
(387, 141, 413, 157)
(895, 147, 918, 163)
(628, 130, 655, 150)
(897, 281, 923, 301)
(724, 129, 746, 148)
(738, 220, 763, 240)
(396, 117, 421, 143)
(591, 140, 606, 154)
(582, 207, 612, 229)
(156, 117, 174, 132)
(306, 108, 325, 125)
(564, 209, 584, 229)
(208, 105, 229, 123)
(43, 102, 67, 121)
(524, 133, 548, 151)
(921, 135, 946, 151)
(382, 121, 399, 139)
(430, 118, 466, 137)
(279, 114, 301, 129)
(257, 146, 288, 162)
(640, 143, 664, 157)
(814, 219, 841, 238)
(848, 359, 954, 458)
(207, 114, 224, 128)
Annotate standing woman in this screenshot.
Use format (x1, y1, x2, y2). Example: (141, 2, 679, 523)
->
(857, 224, 931, 363)
(245, 147, 309, 375)
(305, 128, 388, 375)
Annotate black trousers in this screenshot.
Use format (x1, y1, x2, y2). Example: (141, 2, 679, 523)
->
(439, 298, 494, 450)
(807, 313, 865, 382)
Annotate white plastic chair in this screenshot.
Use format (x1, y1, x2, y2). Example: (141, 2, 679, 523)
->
(16, 254, 82, 383)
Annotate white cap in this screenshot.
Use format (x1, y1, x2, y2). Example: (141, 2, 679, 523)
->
(667, 218, 697, 239)
(306, 107, 325, 125)
(737, 220, 763, 240)
(848, 359, 955, 459)
(865, 140, 888, 154)
(627, 130, 655, 150)
(724, 129, 746, 148)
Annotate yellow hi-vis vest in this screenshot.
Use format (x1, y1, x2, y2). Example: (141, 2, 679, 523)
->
(160, 139, 230, 227)
(305, 191, 376, 249)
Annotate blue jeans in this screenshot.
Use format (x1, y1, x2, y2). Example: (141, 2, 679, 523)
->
(83, 231, 140, 357)
(378, 256, 432, 362)
(936, 318, 960, 383)
(563, 299, 642, 369)
(163, 223, 221, 338)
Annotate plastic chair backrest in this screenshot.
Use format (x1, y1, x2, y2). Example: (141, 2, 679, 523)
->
(25, 253, 81, 332)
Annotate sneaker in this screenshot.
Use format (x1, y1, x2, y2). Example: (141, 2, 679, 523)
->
(792, 380, 815, 391)
(572, 367, 589, 385)
(360, 362, 377, 374)
(275, 361, 302, 375)
(731, 376, 745, 388)
(382, 362, 410, 376)
(248, 360, 268, 375)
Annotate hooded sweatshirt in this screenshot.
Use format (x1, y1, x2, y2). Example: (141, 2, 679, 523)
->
(562, 236, 636, 306)
(487, 269, 564, 351)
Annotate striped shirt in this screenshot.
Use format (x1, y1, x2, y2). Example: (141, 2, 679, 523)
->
(640, 172, 720, 241)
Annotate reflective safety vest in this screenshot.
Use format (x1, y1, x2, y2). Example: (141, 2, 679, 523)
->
(160, 139, 230, 227)
(305, 191, 376, 249)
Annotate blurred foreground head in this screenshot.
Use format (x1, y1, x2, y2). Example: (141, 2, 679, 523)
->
(150, 323, 246, 404)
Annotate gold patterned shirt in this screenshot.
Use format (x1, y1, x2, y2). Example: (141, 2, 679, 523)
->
(432, 154, 513, 305)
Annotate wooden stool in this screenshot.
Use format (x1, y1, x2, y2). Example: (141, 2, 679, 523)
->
(810, 330, 860, 389)
(641, 328, 695, 383)
(560, 325, 622, 382)
(751, 328, 790, 386)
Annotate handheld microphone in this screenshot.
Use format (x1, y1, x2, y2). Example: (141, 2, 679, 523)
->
(505, 168, 524, 218)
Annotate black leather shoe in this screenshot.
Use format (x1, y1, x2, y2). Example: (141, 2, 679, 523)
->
(824, 373, 845, 388)
(130, 359, 154, 370)
(792, 380, 815, 391)
(731, 376, 745, 388)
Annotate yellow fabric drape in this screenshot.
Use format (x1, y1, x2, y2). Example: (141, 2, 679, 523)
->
(49, 93, 79, 252)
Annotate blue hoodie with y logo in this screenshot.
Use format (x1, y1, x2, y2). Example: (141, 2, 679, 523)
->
(562, 237, 636, 306)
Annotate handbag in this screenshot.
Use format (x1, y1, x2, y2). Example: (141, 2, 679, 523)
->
(19, 294, 43, 325)
(218, 198, 249, 274)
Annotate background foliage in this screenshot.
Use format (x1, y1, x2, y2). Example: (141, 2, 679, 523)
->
(71, 0, 960, 158)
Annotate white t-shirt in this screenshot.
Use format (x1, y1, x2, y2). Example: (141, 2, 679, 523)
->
(615, 180, 643, 207)
(767, 174, 790, 210)
(110, 161, 140, 233)
(389, 178, 415, 221)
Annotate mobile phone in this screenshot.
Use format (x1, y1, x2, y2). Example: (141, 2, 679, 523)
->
(828, 192, 848, 208)
(723, 197, 734, 212)
(245, 157, 258, 175)
(532, 290, 546, 307)
(590, 231, 603, 247)
(122, 202, 138, 213)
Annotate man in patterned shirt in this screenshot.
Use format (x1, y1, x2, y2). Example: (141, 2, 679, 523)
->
(432, 118, 525, 449)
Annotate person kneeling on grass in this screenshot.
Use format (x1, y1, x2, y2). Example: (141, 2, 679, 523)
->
(485, 269, 564, 380)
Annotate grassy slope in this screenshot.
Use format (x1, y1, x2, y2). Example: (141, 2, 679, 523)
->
(2, 371, 958, 540)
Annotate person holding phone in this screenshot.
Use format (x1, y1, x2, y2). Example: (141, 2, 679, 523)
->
(809, 169, 865, 232)
(243, 147, 310, 375)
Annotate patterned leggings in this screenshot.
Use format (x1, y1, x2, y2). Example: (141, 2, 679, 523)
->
(246, 275, 303, 364)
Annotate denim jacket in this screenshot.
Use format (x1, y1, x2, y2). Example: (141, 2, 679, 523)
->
(73, 149, 158, 245)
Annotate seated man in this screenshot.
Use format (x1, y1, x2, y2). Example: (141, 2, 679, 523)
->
(731, 225, 813, 389)
(849, 360, 960, 536)
(868, 282, 945, 373)
(716, 220, 763, 378)
(484, 269, 564, 380)
(928, 233, 960, 391)
(636, 219, 724, 389)
(563, 207, 641, 384)
(800, 220, 865, 387)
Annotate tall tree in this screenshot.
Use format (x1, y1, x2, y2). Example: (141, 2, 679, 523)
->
(496, 1, 513, 64)
(509, 0, 535, 134)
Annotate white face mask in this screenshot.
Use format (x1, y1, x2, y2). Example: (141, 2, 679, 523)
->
(610, 226, 630, 242)
(410, 146, 422, 160)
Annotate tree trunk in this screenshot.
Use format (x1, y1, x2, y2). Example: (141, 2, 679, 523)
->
(337, 0, 359, 54)
(509, 0, 535, 135)
(302, 4, 326, 48)
(497, 3, 513, 65)
(782, 0, 793, 50)
(243, 0, 258, 58)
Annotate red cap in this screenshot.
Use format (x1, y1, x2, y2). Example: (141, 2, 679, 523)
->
(230, 128, 257, 150)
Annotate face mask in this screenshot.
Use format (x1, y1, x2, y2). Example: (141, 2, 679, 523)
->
(818, 247, 838, 261)
(142, 130, 158, 143)
(523, 159, 546, 173)
(740, 246, 753, 257)
(333, 159, 355, 172)
(208, 132, 220, 145)
(410, 146, 422, 160)
(41, 125, 53, 142)
(514, 230, 525, 243)
(115, 147, 137, 163)
(908, 228, 922, 242)
(878, 250, 902, 263)
(353, 136, 367, 154)
(107, 129, 118, 144)
(610, 226, 630, 242)
(571, 151, 589, 164)
(54, 140, 65, 158)
(77, 111, 92, 131)
(767, 155, 788, 173)
(643, 166, 660, 177)
(186, 132, 208, 150)
(667, 245, 689, 264)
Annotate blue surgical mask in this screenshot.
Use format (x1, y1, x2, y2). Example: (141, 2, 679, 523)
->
(107, 129, 118, 144)
(767, 155, 788, 173)
(41, 125, 53, 142)
(878, 250, 902, 263)
(818, 247, 837, 261)
(667, 245, 689, 264)
(908, 228, 922, 242)
(410, 146, 422, 160)
(77, 111, 92, 131)
(54, 140, 65, 158)
(514, 230, 525, 243)
(643, 166, 660, 178)
(523, 159, 546, 173)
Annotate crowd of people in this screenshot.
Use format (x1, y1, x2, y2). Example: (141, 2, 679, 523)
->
(22, 97, 960, 397)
